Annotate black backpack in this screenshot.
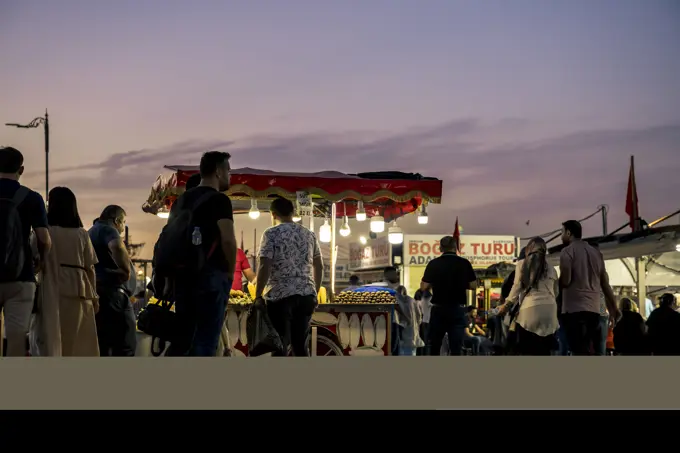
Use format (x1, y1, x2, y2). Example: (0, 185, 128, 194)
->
(151, 191, 218, 295)
(0, 187, 29, 283)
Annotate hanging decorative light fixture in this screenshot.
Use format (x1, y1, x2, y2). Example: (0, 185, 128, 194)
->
(359, 236, 367, 245)
(388, 221, 404, 245)
(355, 201, 367, 222)
(248, 199, 261, 220)
(339, 217, 351, 237)
(417, 203, 428, 225)
(319, 218, 332, 243)
(370, 215, 385, 233)
(339, 203, 351, 237)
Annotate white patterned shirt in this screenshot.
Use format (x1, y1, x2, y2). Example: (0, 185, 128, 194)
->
(258, 222, 322, 302)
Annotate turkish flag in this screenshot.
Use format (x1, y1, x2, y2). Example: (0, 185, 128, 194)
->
(625, 156, 639, 230)
(453, 217, 461, 253)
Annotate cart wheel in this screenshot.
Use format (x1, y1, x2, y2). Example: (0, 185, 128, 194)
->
(287, 330, 344, 357)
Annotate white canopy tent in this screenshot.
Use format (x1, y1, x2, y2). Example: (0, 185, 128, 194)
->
(546, 226, 680, 318)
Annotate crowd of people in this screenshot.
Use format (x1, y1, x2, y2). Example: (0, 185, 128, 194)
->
(1, 145, 678, 357)
(407, 225, 680, 356)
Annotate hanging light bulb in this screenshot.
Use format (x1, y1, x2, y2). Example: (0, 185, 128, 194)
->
(359, 236, 367, 245)
(292, 200, 302, 222)
(319, 219, 331, 243)
(417, 204, 428, 225)
(248, 199, 260, 220)
(388, 221, 404, 244)
(339, 215, 351, 237)
(356, 201, 367, 222)
(370, 215, 385, 233)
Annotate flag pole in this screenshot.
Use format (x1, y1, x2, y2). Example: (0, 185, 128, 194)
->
(631, 155, 640, 232)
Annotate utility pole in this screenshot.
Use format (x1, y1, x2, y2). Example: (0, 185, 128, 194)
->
(598, 204, 608, 236)
(5, 109, 50, 200)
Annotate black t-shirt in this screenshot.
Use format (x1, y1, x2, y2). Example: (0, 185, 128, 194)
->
(0, 179, 48, 282)
(646, 306, 680, 355)
(171, 186, 234, 272)
(422, 252, 477, 308)
(467, 315, 476, 333)
(89, 221, 124, 288)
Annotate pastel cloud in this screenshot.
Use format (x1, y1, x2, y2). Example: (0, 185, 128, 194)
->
(19, 119, 680, 258)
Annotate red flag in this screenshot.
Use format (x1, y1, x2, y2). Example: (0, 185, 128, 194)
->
(625, 155, 639, 231)
(453, 217, 461, 253)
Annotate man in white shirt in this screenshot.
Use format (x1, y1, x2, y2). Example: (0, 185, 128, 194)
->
(255, 198, 324, 357)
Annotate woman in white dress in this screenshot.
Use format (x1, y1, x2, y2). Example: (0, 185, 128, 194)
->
(497, 237, 558, 356)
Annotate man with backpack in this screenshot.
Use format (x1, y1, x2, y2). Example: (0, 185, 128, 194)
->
(155, 151, 237, 356)
(0, 147, 52, 357)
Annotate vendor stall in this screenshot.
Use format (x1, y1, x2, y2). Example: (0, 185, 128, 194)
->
(141, 166, 443, 356)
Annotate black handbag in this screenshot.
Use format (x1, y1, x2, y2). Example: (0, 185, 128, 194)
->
(137, 298, 177, 357)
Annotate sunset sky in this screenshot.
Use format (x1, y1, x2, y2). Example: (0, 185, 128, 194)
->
(2, 0, 679, 259)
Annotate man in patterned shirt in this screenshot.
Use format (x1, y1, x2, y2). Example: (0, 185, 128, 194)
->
(255, 197, 324, 356)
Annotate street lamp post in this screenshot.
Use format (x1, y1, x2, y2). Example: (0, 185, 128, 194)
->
(5, 109, 50, 199)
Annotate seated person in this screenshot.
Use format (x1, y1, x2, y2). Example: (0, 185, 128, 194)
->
(464, 306, 494, 355)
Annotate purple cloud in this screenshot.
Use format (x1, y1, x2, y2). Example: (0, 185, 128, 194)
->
(19, 119, 680, 257)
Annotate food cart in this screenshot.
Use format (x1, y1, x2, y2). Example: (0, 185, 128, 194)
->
(141, 166, 443, 356)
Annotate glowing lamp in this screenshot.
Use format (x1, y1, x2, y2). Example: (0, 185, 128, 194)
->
(388, 222, 404, 245)
(370, 215, 385, 233)
(319, 219, 332, 243)
(248, 199, 260, 220)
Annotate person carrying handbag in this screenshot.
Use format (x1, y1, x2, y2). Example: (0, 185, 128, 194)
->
(497, 237, 559, 356)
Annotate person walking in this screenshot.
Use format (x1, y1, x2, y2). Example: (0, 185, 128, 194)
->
(38, 187, 100, 356)
(255, 197, 324, 356)
(497, 237, 559, 356)
(161, 151, 237, 357)
(0, 146, 52, 357)
(420, 236, 477, 356)
(89, 205, 136, 356)
(558, 220, 620, 356)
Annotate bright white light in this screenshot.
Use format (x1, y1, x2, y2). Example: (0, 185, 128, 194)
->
(319, 219, 332, 243)
(356, 201, 366, 222)
(370, 215, 385, 233)
(417, 204, 428, 225)
(359, 236, 367, 245)
(293, 215, 302, 222)
(339, 216, 351, 237)
(157, 211, 170, 219)
(249, 199, 260, 220)
(388, 222, 404, 245)
(676, 243, 680, 252)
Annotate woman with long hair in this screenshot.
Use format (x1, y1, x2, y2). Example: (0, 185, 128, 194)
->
(35, 187, 100, 356)
(498, 237, 559, 355)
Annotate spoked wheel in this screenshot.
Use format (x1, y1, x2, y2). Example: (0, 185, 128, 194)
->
(287, 331, 344, 357)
